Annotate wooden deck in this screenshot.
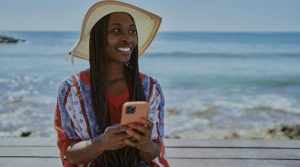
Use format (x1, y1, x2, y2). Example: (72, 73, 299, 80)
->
(0, 138, 299, 167)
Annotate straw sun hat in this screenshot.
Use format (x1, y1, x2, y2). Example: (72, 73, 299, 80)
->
(69, 0, 162, 60)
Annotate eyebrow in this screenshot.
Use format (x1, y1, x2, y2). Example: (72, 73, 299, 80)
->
(109, 23, 136, 28)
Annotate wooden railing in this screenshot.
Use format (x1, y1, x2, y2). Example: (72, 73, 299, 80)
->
(0, 138, 299, 167)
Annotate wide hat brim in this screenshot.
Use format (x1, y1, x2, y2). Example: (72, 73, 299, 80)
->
(68, 0, 161, 60)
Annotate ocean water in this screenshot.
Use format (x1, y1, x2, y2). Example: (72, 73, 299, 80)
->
(0, 31, 300, 139)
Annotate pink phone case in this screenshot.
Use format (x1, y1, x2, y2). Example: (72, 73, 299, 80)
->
(121, 101, 149, 125)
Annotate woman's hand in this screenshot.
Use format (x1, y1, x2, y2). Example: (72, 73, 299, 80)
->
(65, 125, 130, 164)
(124, 118, 154, 153)
(100, 124, 130, 151)
(124, 118, 160, 162)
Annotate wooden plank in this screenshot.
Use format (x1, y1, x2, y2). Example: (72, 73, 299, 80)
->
(166, 147, 300, 159)
(168, 159, 300, 167)
(0, 147, 59, 157)
(1, 138, 300, 149)
(165, 139, 300, 149)
(1, 146, 299, 160)
(0, 138, 56, 147)
(1, 138, 300, 167)
(1, 158, 299, 167)
(0, 158, 61, 167)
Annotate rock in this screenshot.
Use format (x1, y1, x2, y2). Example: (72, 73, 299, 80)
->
(281, 125, 300, 139)
(224, 132, 240, 139)
(173, 136, 181, 139)
(192, 106, 217, 118)
(20, 131, 32, 137)
(0, 35, 25, 44)
(167, 108, 180, 116)
(266, 124, 300, 140)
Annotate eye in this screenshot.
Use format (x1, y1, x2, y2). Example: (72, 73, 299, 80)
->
(129, 29, 137, 35)
(112, 28, 121, 33)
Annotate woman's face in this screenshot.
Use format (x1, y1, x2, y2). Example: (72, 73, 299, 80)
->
(106, 12, 138, 64)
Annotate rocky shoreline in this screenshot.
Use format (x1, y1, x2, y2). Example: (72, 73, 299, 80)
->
(222, 124, 300, 140)
(164, 124, 300, 140)
(0, 35, 25, 43)
(266, 124, 300, 140)
(18, 124, 300, 139)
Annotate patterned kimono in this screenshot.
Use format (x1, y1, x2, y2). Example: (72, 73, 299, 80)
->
(54, 71, 169, 167)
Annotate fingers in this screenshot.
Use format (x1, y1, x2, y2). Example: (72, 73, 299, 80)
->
(110, 141, 127, 150)
(123, 120, 154, 151)
(126, 128, 142, 141)
(140, 118, 154, 130)
(127, 119, 153, 134)
(105, 124, 127, 134)
(102, 122, 154, 151)
(115, 133, 131, 141)
(142, 118, 153, 130)
(101, 132, 129, 151)
(128, 124, 146, 135)
(105, 125, 131, 140)
(124, 139, 138, 148)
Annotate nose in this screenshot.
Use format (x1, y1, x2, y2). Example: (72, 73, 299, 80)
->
(121, 32, 136, 43)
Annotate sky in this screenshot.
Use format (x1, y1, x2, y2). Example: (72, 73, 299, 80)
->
(0, 0, 300, 32)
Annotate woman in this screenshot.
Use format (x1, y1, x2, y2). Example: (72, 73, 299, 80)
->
(54, 1, 169, 167)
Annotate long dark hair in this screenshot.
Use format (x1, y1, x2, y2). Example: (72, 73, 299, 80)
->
(89, 13, 145, 167)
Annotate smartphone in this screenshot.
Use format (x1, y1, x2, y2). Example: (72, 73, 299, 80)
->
(121, 101, 149, 125)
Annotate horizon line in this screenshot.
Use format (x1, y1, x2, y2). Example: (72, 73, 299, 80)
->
(1, 30, 300, 33)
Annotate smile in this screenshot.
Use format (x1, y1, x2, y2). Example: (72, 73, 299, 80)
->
(118, 47, 131, 52)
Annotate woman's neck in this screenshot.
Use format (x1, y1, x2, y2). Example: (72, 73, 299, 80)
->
(105, 61, 125, 82)
(85, 61, 127, 94)
(86, 61, 126, 84)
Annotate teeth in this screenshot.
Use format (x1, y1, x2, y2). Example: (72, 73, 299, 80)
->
(118, 47, 130, 52)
